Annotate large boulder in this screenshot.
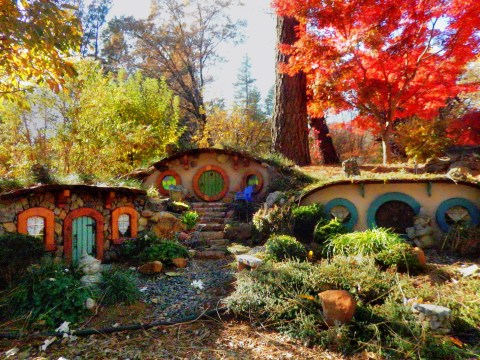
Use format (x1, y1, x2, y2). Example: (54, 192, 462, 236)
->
(151, 212, 186, 238)
(318, 290, 357, 326)
(224, 223, 253, 241)
(265, 191, 286, 209)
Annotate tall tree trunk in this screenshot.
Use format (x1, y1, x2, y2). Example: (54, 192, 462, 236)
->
(272, 16, 311, 166)
(310, 116, 340, 164)
(381, 128, 393, 165)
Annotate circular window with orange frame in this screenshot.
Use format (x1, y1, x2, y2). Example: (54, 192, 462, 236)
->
(193, 165, 230, 202)
(242, 170, 264, 193)
(156, 170, 182, 195)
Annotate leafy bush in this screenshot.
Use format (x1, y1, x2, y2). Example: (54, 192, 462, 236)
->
(375, 243, 423, 272)
(0, 233, 45, 287)
(253, 205, 293, 240)
(181, 211, 199, 231)
(314, 218, 348, 244)
(292, 204, 325, 241)
(442, 223, 480, 256)
(265, 235, 307, 262)
(2, 259, 91, 328)
(139, 240, 189, 263)
(326, 228, 404, 257)
(121, 233, 158, 259)
(100, 268, 142, 306)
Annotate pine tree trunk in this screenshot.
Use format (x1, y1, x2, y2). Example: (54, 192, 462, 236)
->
(272, 16, 311, 166)
(310, 116, 340, 164)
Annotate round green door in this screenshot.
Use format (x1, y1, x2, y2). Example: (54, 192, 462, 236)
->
(198, 170, 224, 198)
(72, 216, 96, 263)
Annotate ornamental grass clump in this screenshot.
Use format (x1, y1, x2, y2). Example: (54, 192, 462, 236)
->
(181, 211, 199, 231)
(325, 228, 404, 257)
(314, 218, 349, 245)
(100, 268, 142, 306)
(376, 242, 423, 273)
(139, 239, 189, 264)
(265, 235, 307, 262)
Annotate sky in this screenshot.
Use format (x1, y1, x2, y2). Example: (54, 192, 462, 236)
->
(107, 0, 277, 107)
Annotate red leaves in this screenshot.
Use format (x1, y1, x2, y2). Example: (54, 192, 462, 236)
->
(272, 0, 480, 137)
(448, 111, 480, 146)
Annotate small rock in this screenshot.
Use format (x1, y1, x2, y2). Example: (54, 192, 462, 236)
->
(318, 290, 357, 326)
(85, 298, 96, 310)
(177, 232, 191, 242)
(412, 247, 427, 266)
(172, 258, 188, 268)
(196, 250, 226, 259)
(138, 261, 163, 275)
(457, 264, 479, 277)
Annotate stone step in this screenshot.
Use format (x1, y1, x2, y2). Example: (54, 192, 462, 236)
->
(200, 231, 224, 241)
(194, 207, 227, 214)
(199, 216, 225, 224)
(200, 223, 224, 231)
(192, 202, 227, 209)
(207, 238, 229, 247)
(197, 212, 225, 218)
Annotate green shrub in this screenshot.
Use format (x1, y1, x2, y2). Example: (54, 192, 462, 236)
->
(181, 211, 199, 231)
(253, 205, 293, 240)
(100, 268, 142, 306)
(265, 235, 307, 262)
(0, 233, 45, 288)
(326, 228, 404, 257)
(292, 204, 325, 241)
(139, 240, 189, 263)
(121, 232, 158, 259)
(3, 259, 91, 328)
(314, 218, 348, 244)
(375, 243, 422, 272)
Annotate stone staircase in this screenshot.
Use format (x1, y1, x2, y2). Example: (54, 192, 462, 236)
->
(191, 202, 230, 251)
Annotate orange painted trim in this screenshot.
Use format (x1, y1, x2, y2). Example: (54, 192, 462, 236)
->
(156, 170, 182, 195)
(192, 165, 230, 202)
(63, 208, 104, 262)
(242, 170, 264, 194)
(18, 207, 56, 251)
(111, 206, 139, 245)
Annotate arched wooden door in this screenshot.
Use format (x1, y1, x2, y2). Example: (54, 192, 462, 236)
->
(72, 216, 96, 263)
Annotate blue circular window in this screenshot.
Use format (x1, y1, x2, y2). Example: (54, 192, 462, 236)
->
(324, 198, 358, 230)
(367, 192, 421, 233)
(435, 198, 480, 232)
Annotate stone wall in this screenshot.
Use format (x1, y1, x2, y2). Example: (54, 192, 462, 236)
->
(0, 186, 183, 261)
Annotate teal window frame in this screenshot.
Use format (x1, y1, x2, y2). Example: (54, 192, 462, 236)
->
(324, 198, 358, 229)
(367, 192, 421, 229)
(435, 198, 480, 232)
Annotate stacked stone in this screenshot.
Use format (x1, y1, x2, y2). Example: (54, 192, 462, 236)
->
(406, 215, 435, 249)
(411, 303, 452, 334)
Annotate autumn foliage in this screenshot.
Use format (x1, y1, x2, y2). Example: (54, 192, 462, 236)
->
(448, 111, 480, 146)
(272, 0, 480, 163)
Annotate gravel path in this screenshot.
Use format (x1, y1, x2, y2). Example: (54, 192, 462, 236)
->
(136, 258, 235, 321)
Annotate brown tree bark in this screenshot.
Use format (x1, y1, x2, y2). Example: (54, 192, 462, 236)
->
(272, 16, 311, 166)
(310, 116, 340, 164)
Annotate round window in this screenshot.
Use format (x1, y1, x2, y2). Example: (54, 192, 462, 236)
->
(330, 205, 351, 223)
(246, 174, 259, 187)
(324, 198, 358, 230)
(161, 175, 177, 191)
(436, 198, 480, 232)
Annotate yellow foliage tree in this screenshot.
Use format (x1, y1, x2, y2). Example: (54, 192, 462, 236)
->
(0, 0, 81, 97)
(199, 106, 271, 154)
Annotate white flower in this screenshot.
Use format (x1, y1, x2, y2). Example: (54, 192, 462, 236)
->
(139, 286, 148, 292)
(40, 337, 56, 351)
(48, 278, 56, 282)
(64, 269, 69, 272)
(55, 321, 70, 334)
(191, 280, 204, 290)
(144, 234, 149, 240)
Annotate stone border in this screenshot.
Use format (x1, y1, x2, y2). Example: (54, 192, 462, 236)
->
(435, 197, 480, 232)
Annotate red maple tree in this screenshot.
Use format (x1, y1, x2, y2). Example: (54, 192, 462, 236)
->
(448, 111, 480, 146)
(272, 0, 480, 164)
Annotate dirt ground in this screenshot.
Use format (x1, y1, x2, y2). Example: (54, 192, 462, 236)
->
(0, 317, 374, 360)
